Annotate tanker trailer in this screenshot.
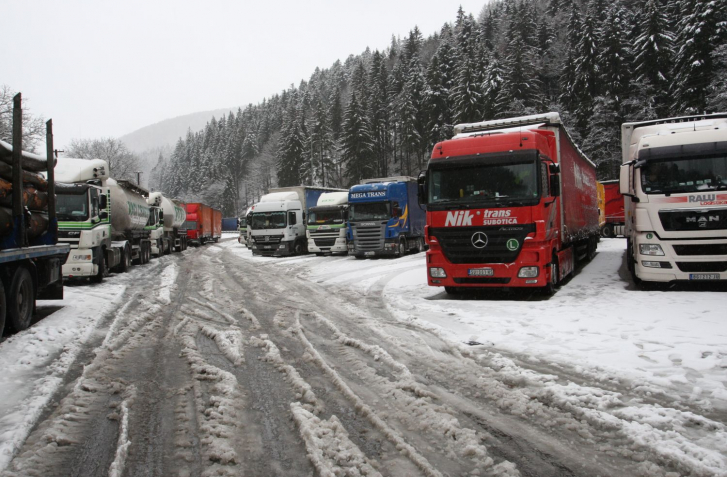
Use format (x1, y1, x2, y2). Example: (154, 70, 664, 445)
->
(148, 191, 188, 253)
(56, 157, 152, 282)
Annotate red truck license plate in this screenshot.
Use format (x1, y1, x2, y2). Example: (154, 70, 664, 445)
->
(468, 268, 494, 277)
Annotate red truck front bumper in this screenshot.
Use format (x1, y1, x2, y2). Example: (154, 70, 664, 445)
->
(426, 243, 553, 288)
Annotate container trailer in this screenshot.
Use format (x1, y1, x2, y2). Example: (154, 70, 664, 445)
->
(418, 112, 599, 295)
(222, 217, 239, 232)
(185, 203, 213, 245)
(598, 180, 625, 238)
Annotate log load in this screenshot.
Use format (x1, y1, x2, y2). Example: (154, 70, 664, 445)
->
(0, 162, 48, 191)
(0, 139, 55, 172)
(0, 207, 48, 239)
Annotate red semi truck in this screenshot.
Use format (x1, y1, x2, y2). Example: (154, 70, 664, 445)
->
(598, 180, 625, 238)
(418, 113, 600, 295)
(185, 203, 221, 245)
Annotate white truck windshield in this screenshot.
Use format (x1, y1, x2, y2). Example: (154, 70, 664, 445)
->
(641, 155, 727, 194)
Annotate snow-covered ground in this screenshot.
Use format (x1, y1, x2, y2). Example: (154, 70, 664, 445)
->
(228, 239, 727, 412)
(0, 238, 725, 475)
(0, 260, 166, 472)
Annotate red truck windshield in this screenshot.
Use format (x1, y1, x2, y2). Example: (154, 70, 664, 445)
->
(428, 160, 539, 207)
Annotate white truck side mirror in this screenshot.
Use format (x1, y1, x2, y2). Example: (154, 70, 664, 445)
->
(619, 163, 632, 196)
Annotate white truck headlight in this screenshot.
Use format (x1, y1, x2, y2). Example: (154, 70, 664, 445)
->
(517, 266, 539, 278)
(430, 267, 447, 278)
(639, 244, 665, 256)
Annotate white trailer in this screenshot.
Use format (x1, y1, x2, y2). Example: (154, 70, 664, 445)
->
(56, 158, 152, 282)
(619, 113, 727, 284)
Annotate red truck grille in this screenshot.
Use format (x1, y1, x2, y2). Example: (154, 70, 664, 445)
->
(430, 224, 535, 264)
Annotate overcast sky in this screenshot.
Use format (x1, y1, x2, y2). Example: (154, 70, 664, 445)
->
(4, 0, 486, 147)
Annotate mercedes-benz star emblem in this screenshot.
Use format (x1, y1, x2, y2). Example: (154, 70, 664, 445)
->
(471, 231, 488, 249)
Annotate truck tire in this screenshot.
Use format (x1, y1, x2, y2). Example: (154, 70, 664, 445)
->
(90, 253, 106, 284)
(397, 238, 407, 257)
(415, 237, 425, 253)
(293, 240, 304, 255)
(118, 245, 131, 273)
(8, 267, 34, 332)
(543, 260, 559, 296)
(600, 224, 613, 238)
(626, 240, 642, 286)
(444, 286, 459, 295)
(0, 285, 6, 336)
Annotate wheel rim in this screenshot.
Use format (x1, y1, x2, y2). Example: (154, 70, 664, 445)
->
(18, 280, 31, 321)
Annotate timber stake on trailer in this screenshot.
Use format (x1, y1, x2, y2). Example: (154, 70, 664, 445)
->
(12, 93, 26, 247)
(46, 119, 57, 240)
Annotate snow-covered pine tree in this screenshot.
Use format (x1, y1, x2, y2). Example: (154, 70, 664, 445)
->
(495, 28, 545, 118)
(582, 95, 622, 180)
(341, 92, 374, 185)
(633, 0, 675, 117)
(598, 3, 631, 106)
(367, 50, 392, 178)
(572, 5, 601, 135)
(276, 100, 308, 187)
(449, 15, 483, 124)
(671, 0, 727, 114)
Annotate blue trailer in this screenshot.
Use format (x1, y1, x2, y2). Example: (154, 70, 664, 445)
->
(222, 217, 239, 232)
(347, 177, 426, 258)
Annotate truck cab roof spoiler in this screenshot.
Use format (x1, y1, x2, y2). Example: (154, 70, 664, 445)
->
(453, 112, 562, 135)
(359, 176, 416, 184)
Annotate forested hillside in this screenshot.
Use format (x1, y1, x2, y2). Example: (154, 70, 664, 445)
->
(150, 0, 727, 216)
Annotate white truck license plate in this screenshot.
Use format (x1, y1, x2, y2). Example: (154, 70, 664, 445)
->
(689, 273, 720, 280)
(468, 268, 494, 277)
(365, 251, 375, 256)
(264, 245, 272, 249)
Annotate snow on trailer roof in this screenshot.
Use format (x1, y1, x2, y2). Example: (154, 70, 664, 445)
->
(54, 157, 109, 183)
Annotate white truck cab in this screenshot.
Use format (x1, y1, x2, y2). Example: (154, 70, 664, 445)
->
(620, 114, 727, 284)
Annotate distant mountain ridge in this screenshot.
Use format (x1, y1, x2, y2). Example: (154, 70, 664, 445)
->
(120, 108, 235, 153)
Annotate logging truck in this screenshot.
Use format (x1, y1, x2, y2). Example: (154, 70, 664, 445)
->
(0, 93, 69, 334)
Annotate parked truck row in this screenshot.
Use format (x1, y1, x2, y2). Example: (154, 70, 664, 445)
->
(242, 111, 726, 293)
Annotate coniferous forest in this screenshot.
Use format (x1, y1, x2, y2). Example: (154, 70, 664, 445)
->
(150, 0, 727, 216)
